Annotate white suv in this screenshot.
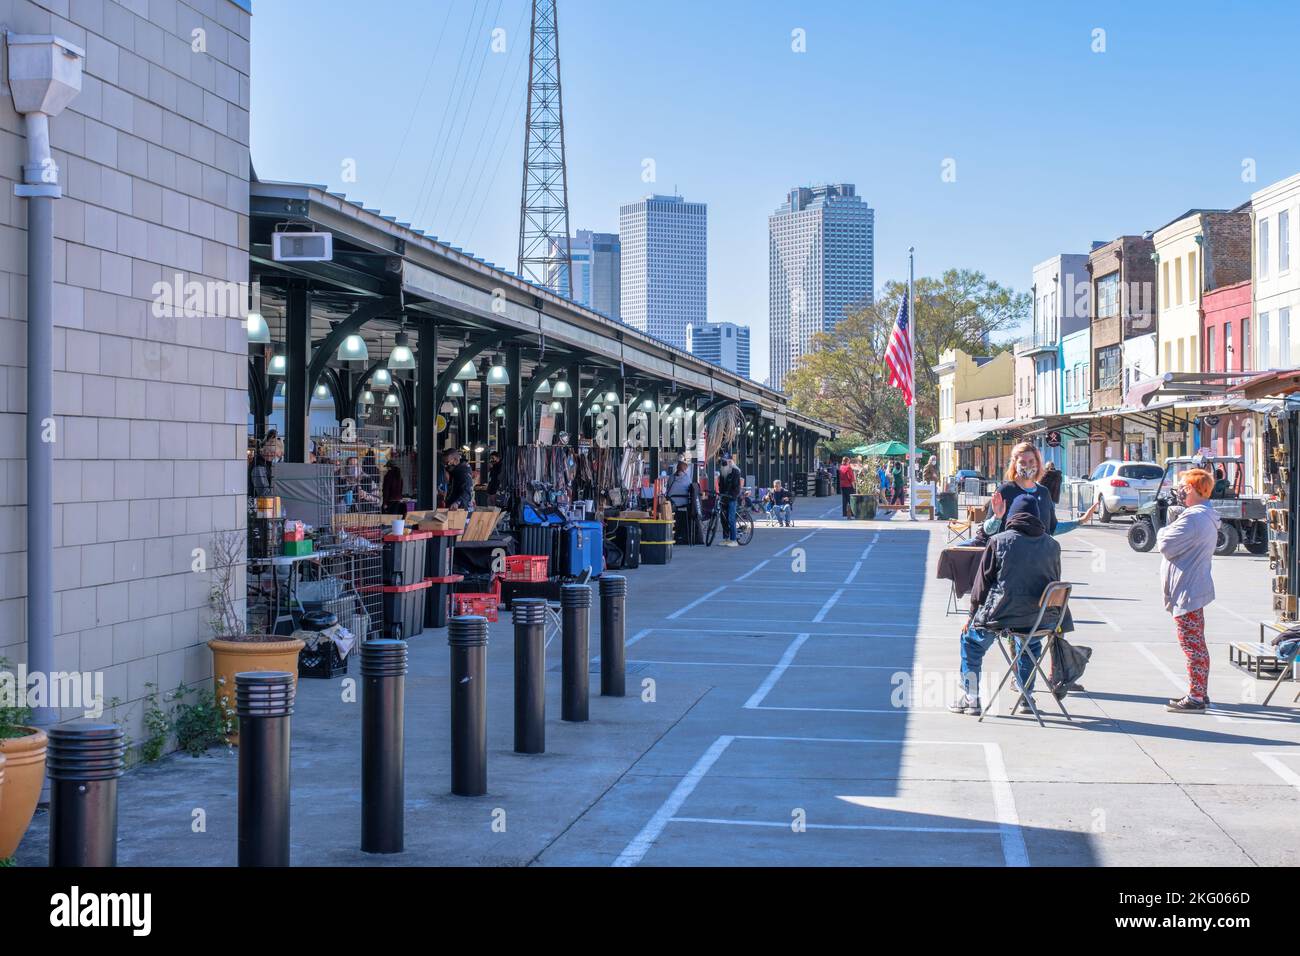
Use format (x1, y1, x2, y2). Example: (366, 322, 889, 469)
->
(1088, 460, 1164, 522)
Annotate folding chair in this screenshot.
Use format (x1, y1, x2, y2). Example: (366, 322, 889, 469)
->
(979, 582, 1074, 726)
(1262, 651, 1300, 706)
(946, 520, 973, 543)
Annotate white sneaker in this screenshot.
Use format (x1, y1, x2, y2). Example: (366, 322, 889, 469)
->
(723, 540, 738, 547)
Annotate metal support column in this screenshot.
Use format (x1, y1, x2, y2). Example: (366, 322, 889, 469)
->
(284, 281, 312, 462)
(504, 345, 521, 451)
(417, 325, 438, 508)
(566, 360, 581, 447)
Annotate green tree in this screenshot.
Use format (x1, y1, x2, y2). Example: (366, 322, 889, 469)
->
(787, 269, 1028, 440)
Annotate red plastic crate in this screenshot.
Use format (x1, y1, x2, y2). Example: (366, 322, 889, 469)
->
(504, 554, 549, 583)
(451, 575, 502, 623)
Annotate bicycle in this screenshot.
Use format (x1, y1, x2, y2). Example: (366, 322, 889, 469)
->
(704, 495, 754, 546)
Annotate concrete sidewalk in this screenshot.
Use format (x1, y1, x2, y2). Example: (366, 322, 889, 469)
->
(15, 499, 1300, 866)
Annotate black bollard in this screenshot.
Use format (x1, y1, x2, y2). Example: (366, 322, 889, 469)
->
(448, 616, 488, 796)
(47, 719, 126, 867)
(512, 598, 547, 754)
(236, 671, 295, 867)
(561, 583, 592, 722)
(361, 639, 407, 854)
(600, 574, 628, 697)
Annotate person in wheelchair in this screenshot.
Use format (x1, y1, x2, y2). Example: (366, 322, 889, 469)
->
(766, 480, 793, 527)
(949, 494, 1073, 716)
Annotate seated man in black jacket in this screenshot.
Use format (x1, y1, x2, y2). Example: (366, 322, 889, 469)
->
(949, 494, 1072, 716)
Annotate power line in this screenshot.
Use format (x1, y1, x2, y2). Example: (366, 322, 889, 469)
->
(443, 1, 531, 237)
(376, 0, 457, 207)
(410, 0, 490, 231)
(424, 0, 508, 230)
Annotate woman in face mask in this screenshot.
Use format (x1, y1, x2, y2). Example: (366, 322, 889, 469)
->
(986, 441, 1057, 536)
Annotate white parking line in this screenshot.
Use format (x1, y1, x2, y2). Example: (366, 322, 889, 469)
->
(812, 588, 845, 623)
(773, 531, 818, 558)
(614, 735, 1027, 867)
(1256, 752, 1300, 791)
(671, 817, 1002, 835)
(844, 561, 862, 585)
(744, 633, 810, 709)
(735, 559, 769, 582)
(860, 532, 880, 560)
(667, 585, 728, 620)
(613, 735, 734, 867)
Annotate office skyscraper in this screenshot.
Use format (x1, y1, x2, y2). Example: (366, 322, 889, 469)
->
(548, 229, 621, 318)
(768, 183, 874, 389)
(619, 194, 706, 349)
(687, 321, 751, 379)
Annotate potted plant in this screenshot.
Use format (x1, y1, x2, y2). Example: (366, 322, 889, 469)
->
(0, 657, 47, 860)
(205, 531, 303, 744)
(851, 459, 880, 519)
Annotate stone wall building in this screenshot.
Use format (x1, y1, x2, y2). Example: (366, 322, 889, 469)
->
(0, 0, 252, 745)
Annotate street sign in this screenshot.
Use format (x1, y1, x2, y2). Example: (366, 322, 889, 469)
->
(1046, 430, 1061, 447)
(1205, 415, 1221, 427)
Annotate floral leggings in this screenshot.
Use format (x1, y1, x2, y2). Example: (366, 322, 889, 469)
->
(1174, 609, 1209, 700)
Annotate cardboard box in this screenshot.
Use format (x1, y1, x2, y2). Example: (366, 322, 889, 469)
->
(463, 508, 501, 542)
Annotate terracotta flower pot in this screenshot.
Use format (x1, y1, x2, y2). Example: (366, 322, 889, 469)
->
(0, 727, 48, 858)
(208, 637, 304, 745)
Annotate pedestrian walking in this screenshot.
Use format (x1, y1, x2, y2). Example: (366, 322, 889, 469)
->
(1041, 460, 1063, 504)
(838, 457, 855, 517)
(889, 459, 905, 506)
(1159, 468, 1220, 714)
(718, 453, 743, 546)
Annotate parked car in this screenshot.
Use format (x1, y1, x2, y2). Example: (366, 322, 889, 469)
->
(1127, 455, 1268, 556)
(1087, 459, 1164, 521)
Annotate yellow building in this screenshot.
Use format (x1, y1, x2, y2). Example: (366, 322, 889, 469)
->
(927, 348, 1014, 480)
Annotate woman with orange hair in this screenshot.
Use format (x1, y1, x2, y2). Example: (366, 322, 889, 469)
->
(1158, 468, 1221, 714)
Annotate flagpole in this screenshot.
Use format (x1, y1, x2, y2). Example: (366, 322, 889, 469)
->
(907, 247, 917, 521)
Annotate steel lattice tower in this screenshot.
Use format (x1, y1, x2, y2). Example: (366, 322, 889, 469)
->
(517, 0, 573, 294)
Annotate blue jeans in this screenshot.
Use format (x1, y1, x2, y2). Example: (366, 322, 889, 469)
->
(721, 496, 738, 540)
(959, 626, 1042, 699)
(772, 503, 791, 526)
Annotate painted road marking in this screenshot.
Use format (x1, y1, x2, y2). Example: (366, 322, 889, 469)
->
(1256, 752, 1300, 792)
(812, 588, 845, 623)
(614, 735, 1026, 867)
(667, 585, 728, 620)
(735, 559, 769, 582)
(744, 633, 811, 708)
(844, 561, 863, 585)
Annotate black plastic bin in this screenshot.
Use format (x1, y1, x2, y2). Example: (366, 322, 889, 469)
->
(381, 580, 431, 640)
(425, 574, 463, 629)
(298, 610, 347, 679)
(424, 528, 461, 579)
(517, 523, 558, 558)
(382, 531, 430, 587)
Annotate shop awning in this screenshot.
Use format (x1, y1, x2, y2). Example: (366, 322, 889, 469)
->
(923, 417, 1017, 445)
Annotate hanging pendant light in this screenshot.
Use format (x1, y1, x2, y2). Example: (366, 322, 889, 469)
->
(550, 400, 563, 412)
(246, 311, 270, 344)
(387, 331, 415, 370)
(551, 373, 572, 398)
(384, 391, 400, 408)
(487, 356, 510, 385)
(268, 346, 286, 376)
(590, 403, 602, 415)
(361, 389, 375, 405)
(455, 360, 477, 381)
(493, 405, 505, 418)
(642, 398, 655, 411)
(274, 382, 285, 398)
(449, 404, 459, 416)
(447, 381, 464, 397)
(313, 383, 330, 400)
(469, 401, 480, 414)
(535, 377, 551, 394)
(338, 332, 368, 361)
(605, 390, 619, 404)
(371, 367, 392, 389)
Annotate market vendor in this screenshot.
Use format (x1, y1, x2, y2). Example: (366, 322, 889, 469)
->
(444, 448, 476, 511)
(339, 455, 380, 511)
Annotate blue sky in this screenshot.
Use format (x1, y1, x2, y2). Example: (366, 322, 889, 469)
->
(251, 0, 1300, 382)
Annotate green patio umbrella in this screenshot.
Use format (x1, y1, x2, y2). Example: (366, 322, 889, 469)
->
(859, 440, 919, 457)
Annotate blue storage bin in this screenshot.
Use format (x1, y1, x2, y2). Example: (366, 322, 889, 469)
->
(557, 520, 604, 578)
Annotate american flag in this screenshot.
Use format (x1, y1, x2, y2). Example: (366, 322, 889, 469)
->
(885, 294, 913, 407)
